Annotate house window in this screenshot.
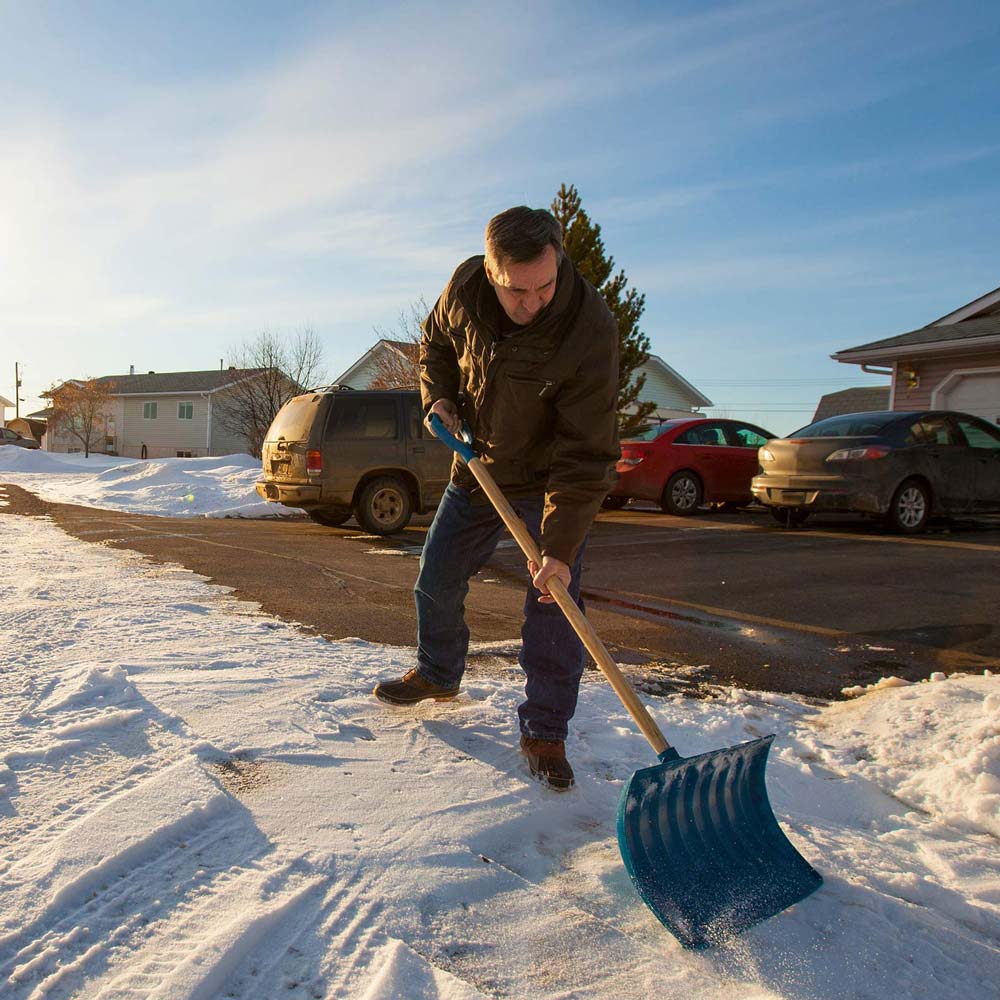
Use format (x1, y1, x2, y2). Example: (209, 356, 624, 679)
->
(176, 450, 193, 458)
(178, 402, 193, 420)
(143, 402, 158, 419)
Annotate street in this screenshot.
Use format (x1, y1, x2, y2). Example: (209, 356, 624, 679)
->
(6, 484, 998, 698)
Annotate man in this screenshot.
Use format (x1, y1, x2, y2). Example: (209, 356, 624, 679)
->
(373, 205, 620, 790)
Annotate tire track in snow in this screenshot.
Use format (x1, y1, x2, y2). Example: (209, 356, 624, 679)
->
(0, 757, 269, 997)
(92, 866, 329, 1000)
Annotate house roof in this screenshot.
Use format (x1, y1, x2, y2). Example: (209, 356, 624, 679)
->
(928, 283, 1000, 325)
(833, 282, 1000, 363)
(812, 386, 891, 422)
(381, 339, 419, 358)
(834, 314, 1000, 359)
(334, 340, 418, 386)
(52, 369, 268, 396)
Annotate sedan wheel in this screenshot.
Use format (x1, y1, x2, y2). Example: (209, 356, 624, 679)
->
(355, 476, 412, 535)
(662, 471, 703, 516)
(885, 478, 930, 534)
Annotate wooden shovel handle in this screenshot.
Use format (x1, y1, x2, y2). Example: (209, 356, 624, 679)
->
(468, 457, 672, 757)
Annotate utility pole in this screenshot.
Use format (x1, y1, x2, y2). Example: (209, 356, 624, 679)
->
(15, 362, 22, 419)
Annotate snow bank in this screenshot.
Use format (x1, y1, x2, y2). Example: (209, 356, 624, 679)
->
(0, 449, 299, 518)
(819, 672, 1000, 837)
(0, 448, 124, 474)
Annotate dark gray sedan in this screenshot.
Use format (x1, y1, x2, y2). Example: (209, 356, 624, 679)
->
(751, 410, 1000, 533)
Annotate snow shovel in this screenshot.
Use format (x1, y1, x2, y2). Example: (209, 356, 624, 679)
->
(428, 414, 823, 949)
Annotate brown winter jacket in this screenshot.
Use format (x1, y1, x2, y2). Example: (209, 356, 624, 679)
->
(419, 254, 620, 564)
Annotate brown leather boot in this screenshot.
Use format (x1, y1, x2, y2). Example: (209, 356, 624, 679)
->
(373, 668, 460, 705)
(519, 735, 575, 790)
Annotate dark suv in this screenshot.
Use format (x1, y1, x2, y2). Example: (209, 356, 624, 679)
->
(255, 387, 452, 534)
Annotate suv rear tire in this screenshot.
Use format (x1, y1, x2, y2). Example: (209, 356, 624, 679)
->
(355, 476, 412, 535)
(307, 507, 352, 527)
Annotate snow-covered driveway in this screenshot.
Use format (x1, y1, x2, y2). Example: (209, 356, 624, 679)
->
(2, 498, 999, 998)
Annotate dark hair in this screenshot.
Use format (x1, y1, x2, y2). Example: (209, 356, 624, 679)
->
(484, 206, 563, 271)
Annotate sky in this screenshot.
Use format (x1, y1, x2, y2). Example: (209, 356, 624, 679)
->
(1, 0, 998, 435)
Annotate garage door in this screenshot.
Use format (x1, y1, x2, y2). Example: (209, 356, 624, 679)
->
(941, 371, 1000, 425)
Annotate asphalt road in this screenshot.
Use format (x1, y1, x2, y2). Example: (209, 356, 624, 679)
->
(5, 483, 998, 699)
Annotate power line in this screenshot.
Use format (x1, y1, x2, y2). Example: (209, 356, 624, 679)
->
(693, 379, 884, 386)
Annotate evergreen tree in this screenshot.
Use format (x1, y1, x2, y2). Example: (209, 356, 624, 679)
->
(551, 183, 656, 437)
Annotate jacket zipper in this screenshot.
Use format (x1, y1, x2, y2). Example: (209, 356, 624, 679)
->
(507, 374, 554, 397)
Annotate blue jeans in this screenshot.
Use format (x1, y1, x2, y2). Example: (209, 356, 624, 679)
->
(414, 483, 587, 741)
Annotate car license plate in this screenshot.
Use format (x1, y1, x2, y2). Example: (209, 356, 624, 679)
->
(781, 492, 806, 504)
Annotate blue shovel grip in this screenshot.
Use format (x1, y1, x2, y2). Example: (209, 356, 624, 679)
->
(428, 413, 476, 464)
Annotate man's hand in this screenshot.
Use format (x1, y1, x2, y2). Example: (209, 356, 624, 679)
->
(426, 398, 460, 434)
(528, 555, 571, 604)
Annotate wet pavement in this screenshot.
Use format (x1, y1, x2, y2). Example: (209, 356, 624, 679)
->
(4, 484, 998, 699)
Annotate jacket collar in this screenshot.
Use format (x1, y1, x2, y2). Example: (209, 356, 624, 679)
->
(456, 254, 580, 343)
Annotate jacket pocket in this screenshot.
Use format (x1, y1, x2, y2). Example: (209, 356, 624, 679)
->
(505, 373, 556, 399)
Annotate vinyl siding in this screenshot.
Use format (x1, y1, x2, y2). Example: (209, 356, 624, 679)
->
(636, 361, 703, 411)
(894, 350, 1000, 411)
(121, 395, 210, 458)
(209, 418, 254, 456)
(342, 357, 381, 389)
(44, 400, 125, 454)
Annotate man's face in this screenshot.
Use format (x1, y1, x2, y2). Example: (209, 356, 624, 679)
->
(486, 244, 559, 326)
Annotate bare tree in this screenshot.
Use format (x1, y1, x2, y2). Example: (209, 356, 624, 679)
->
(45, 378, 116, 458)
(367, 298, 430, 390)
(217, 331, 327, 457)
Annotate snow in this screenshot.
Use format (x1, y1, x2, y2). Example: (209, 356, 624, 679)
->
(1, 476, 999, 998)
(823, 676, 1000, 838)
(0, 447, 297, 519)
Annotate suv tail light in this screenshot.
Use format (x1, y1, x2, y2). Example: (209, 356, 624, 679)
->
(826, 445, 891, 462)
(306, 450, 323, 474)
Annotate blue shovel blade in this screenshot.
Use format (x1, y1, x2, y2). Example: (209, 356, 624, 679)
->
(617, 735, 822, 949)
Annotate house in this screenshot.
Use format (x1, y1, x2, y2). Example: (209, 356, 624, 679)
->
(334, 339, 418, 389)
(812, 386, 891, 422)
(831, 284, 1000, 424)
(0, 394, 14, 427)
(43, 368, 275, 458)
(637, 353, 712, 419)
(335, 341, 712, 419)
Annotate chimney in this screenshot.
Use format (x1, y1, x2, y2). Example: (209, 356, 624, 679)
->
(129, 365, 135, 376)
(220, 358, 223, 370)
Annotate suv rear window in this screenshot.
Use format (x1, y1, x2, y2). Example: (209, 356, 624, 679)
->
(326, 395, 399, 439)
(791, 413, 898, 438)
(268, 396, 324, 441)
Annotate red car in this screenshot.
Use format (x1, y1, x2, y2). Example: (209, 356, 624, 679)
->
(605, 417, 777, 515)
